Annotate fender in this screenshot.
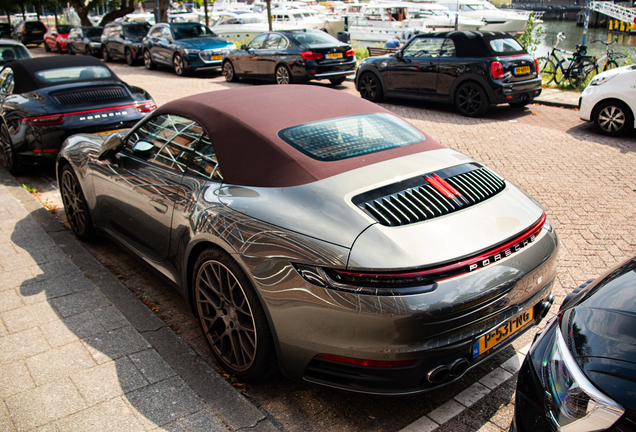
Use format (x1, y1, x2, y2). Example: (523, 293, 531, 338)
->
(355, 65, 388, 94)
(449, 73, 498, 105)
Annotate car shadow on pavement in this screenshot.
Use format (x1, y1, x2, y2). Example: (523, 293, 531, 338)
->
(565, 123, 636, 154)
(2, 203, 223, 430)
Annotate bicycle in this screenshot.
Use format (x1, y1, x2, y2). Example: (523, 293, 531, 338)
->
(537, 32, 598, 91)
(591, 38, 626, 71)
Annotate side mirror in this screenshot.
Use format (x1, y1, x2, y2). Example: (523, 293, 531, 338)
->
(97, 133, 124, 160)
(240, 44, 247, 50)
(395, 51, 403, 60)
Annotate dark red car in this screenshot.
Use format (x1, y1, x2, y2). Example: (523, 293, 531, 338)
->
(44, 25, 73, 53)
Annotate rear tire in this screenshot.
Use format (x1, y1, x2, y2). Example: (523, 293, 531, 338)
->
(60, 165, 96, 241)
(193, 248, 277, 381)
(44, 42, 51, 52)
(358, 72, 383, 102)
(594, 100, 634, 137)
(0, 124, 21, 175)
(275, 65, 292, 84)
(455, 82, 490, 117)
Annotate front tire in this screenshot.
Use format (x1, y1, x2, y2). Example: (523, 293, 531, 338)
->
(60, 165, 97, 241)
(57, 43, 63, 54)
(67, 44, 75, 55)
(193, 248, 277, 381)
(144, 50, 157, 70)
(222, 61, 239, 82)
(173, 53, 186, 76)
(594, 100, 634, 136)
(0, 124, 21, 175)
(275, 65, 292, 84)
(358, 72, 383, 102)
(44, 42, 51, 52)
(102, 48, 111, 62)
(125, 48, 136, 66)
(455, 82, 490, 117)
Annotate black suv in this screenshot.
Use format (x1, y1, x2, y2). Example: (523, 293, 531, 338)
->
(101, 21, 151, 65)
(11, 21, 47, 46)
(355, 31, 542, 117)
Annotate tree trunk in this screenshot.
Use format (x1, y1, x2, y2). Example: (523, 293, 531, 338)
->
(70, 0, 95, 27)
(158, 0, 168, 23)
(203, 0, 209, 28)
(98, 0, 135, 26)
(266, 0, 272, 31)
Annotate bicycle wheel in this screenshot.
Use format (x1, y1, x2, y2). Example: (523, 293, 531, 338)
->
(568, 60, 598, 91)
(554, 60, 566, 85)
(537, 57, 556, 85)
(604, 60, 619, 71)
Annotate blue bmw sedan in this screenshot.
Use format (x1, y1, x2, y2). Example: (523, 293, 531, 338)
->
(142, 23, 236, 76)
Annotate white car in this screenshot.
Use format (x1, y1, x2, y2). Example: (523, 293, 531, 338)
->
(579, 64, 636, 136)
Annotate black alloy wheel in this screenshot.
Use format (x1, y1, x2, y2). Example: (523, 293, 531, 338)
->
(144, 50, 157, 70)
(594, 100, 634, 137)
(102, 48, 111, 62)
(60, 165, 96, 241)
(223, 61, 239, 82)
(455, 82, 489, 117)
(0, 124, 20, 175)
(329, 77, 346, 86)
(193, 248, 277, 381)
(57, 43, 63, 54)
(67, 44, 75, 55)
(358, 72, 383, 102)
(173, 53, 186, 76)
(125, 48, 135, 66)
(275, 65, 292, 85)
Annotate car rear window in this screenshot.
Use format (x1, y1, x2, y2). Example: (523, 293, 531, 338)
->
(278, 113, 425, 161)
(291, 31, 337, 46)
(489, 38, 524, 53)
(35, 66, 111, 83)
(25, 22, 46, 30)
(56, 25, 73, 33)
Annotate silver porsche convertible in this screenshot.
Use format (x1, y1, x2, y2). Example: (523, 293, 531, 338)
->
(57, 85, 558, 395)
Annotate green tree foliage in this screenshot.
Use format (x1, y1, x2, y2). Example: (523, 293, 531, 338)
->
(518, 12, 543, 55)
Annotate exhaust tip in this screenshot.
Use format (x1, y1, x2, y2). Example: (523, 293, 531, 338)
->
(449, 358, 469, 377)
(427, 365, 450, 384)
(539, 295, 555, 318)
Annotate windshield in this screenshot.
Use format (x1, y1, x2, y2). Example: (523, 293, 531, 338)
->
(172, 24, 216, 39)
(83, 27, 103, 37)
(35, 66, 112, 83)
(123, 24, 150, 38)
(56, 25, 73, 33)
(278, 113, 425, 161)
(0, 45, 31, 63)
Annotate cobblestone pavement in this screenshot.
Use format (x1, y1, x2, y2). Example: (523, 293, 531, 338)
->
(13, 49, 636, 431)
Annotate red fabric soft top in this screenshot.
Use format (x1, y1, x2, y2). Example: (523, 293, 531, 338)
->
(152, 85, 445, 187)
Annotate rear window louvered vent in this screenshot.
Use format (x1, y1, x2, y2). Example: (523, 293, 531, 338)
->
(53, 88, 127, 105)
(353, 164, 506, 227)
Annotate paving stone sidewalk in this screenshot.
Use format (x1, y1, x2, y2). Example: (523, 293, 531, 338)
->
(0, 166, 278, 432)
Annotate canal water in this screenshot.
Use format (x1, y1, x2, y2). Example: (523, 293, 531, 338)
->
(534, 19, 636, 59)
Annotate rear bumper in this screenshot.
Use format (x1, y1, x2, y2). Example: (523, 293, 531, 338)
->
(492, 77, 543, 104)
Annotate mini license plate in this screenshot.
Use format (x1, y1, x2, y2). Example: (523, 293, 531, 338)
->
(515, 65, 531, 75)
(326, 52, 342, 59)
(209, 55, 223, 61)
(32, 30, 42, 33)
(473, 308, 533, 358)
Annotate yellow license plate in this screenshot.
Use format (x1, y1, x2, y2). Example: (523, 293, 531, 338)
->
(33, 30, 42, 33)
(210, 55, 223, 60)
(326, 53, 342, 59)
(93, 129, 125, 135)
(515, 65, 531, 75)
(473, 308, 533, 358)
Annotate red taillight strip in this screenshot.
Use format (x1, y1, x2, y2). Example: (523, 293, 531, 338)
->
(32, 149, 57, 153)
(433, 174, 461, 197)
(336, 213, 547, 280)
(20, 101, 156, 123)
(316, 354, 417, 368)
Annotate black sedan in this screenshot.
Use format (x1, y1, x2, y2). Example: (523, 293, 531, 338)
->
(143, 23, 236, 76)
(356, 31, 542, 117)
(222, 29, 356, 85)
(67, 26, 104, 56)
(0, 56, 155, 174)
(513, 257, 636, 432)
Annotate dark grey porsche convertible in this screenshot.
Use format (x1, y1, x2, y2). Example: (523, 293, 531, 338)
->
(57, 86, 558, 394)
(0, 56, 155, 174)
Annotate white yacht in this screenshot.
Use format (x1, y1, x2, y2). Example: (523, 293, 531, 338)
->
(267, 8, 345, 37)
(401, 2, 484, 31)
(345, 3, 414, 43)
(435, 0, 528, 33)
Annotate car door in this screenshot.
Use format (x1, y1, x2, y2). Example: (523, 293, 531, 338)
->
(145, 26, 165, 65)
(157, 26, 175, 65)
(234, 33, 268, 75)
(257, 33, 288, 77)
(436, 38, 461, 97)
(385, 37, 444, 94)
(91, 114, 205, 261)
(112, 24, 125, 58)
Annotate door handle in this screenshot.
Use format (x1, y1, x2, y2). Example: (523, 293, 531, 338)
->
(150, 199, 168, 214)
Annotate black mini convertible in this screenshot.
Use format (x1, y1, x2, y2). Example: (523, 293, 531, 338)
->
(0, 56, 155, 174)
